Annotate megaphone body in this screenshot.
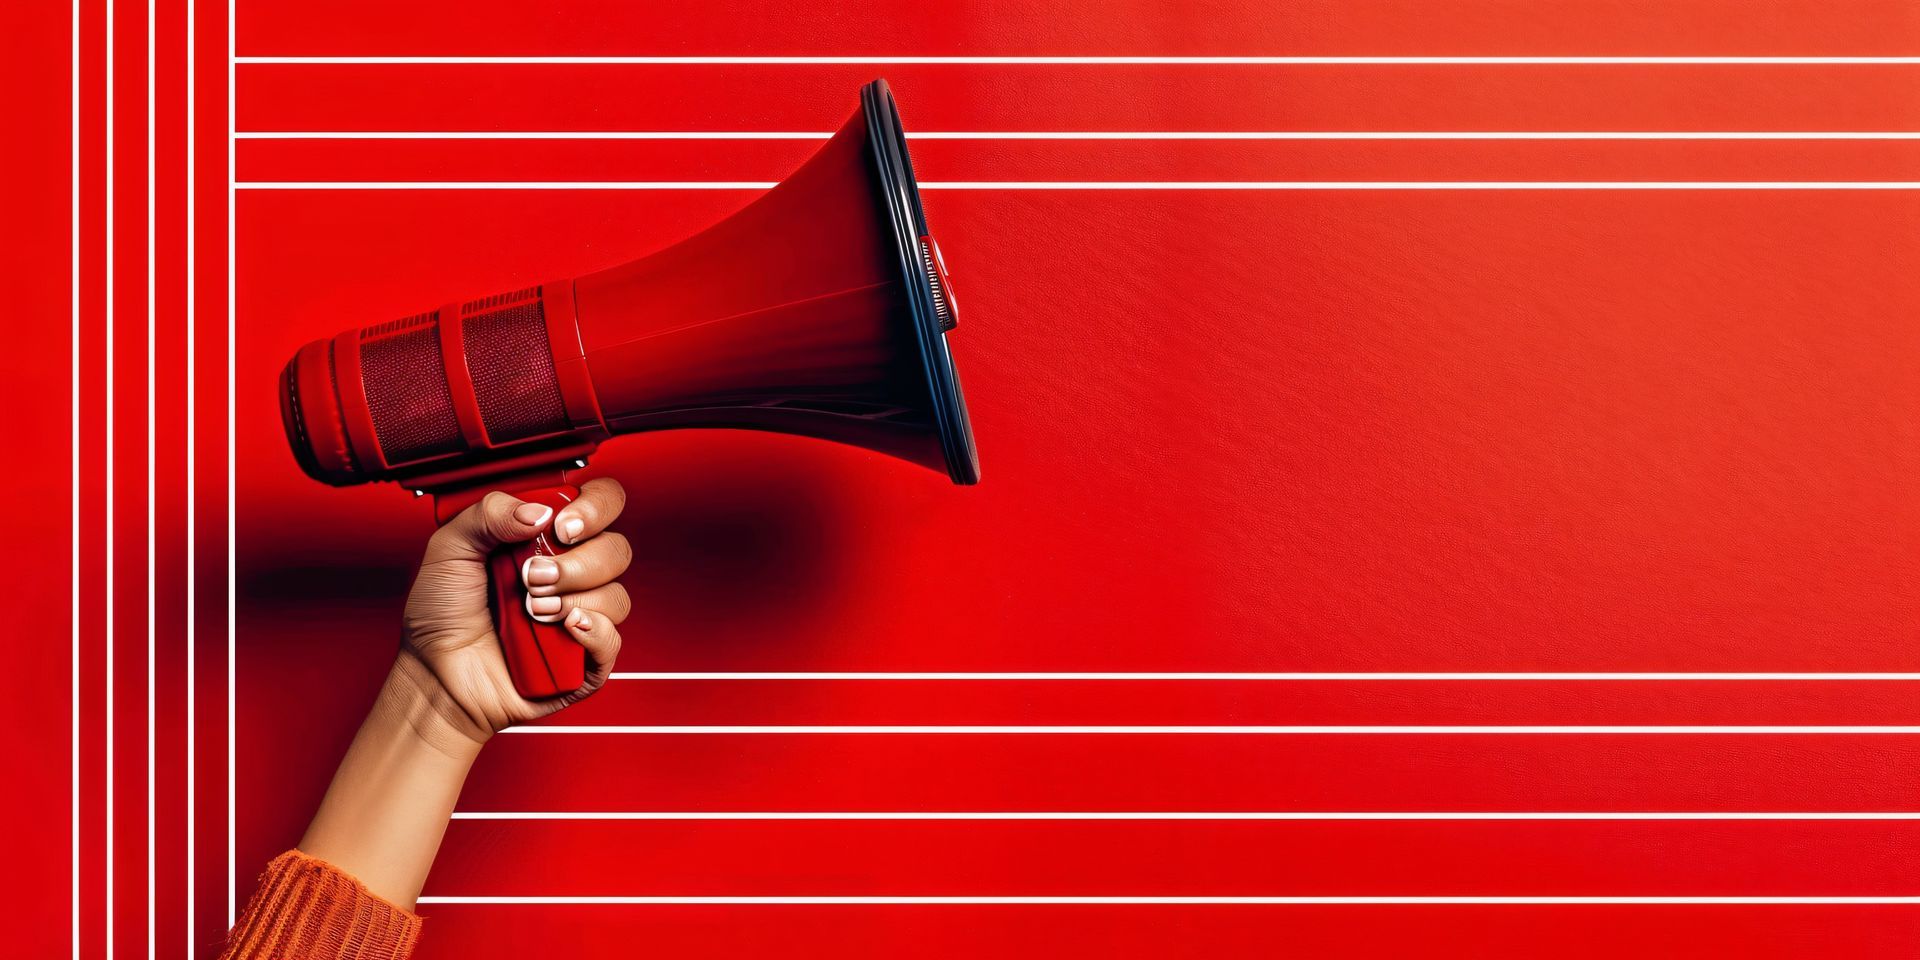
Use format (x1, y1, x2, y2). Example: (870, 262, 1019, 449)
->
(279, 80, 980, 698)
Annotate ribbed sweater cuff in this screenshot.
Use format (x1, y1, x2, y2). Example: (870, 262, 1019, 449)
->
(220, 850, 423, 959)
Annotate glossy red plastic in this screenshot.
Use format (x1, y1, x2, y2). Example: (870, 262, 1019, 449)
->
(476, 484, 586, 699)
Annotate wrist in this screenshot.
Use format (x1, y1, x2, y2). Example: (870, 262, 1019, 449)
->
(378, 650, 493, 763)
(300, 652, 484, 909)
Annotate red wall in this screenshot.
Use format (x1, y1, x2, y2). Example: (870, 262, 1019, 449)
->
(36, 2, 1920, 957)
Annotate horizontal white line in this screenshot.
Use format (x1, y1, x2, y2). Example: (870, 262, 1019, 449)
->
(607, 672, 1920, 681)
(233, 130, 1920, 140)
(233, 181, 1920, 190)
(236, 130, 848, 140)
(920, 181, 1920, 190)
(499, 725, 1920, 734)
(235, 56, 1920, 65)
(449, 811, 1920, 821)
(237, 180, 777, 189)
(417, 896, 1920, 905)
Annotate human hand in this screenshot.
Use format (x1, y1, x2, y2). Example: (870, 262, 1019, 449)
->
(390, 477, 631, 757)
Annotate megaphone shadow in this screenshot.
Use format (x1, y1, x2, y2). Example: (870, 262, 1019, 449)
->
(237, 560, 413, 612)
(610, 461, 855, 667)
(236, 452, 860, 666)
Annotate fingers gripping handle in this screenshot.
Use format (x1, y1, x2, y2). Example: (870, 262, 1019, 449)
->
(485, 485, 586, 699)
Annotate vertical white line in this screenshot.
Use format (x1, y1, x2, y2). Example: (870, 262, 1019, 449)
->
(104, 0, 116, 950)
(145, 0, 156, 954)
(70, 0, 81, 954)
(223, 0, 235, 928)
(185, 0, 197, 953)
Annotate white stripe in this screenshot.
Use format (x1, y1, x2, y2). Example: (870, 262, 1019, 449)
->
(500, 725, 1920, 735)
(230, 181, 1920, 190)
(236, 181, 780, 189)
(930, 181, 1920, 190)
(417, 896, 1920, 905)
(224, 0, 237, 927)
(448, 811, 1920, 821)
(184, 0, 197, 951)
(607, 672, 1920, 681)
(230, 130, 1920, 140)
(104, 0, 116, 948)
(146, 0, 156, 952)
(69, 0, 81, 952)
(233, 56, 1920, 65)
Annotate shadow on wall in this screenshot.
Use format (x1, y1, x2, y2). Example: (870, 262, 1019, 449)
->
(618, 451, 855, 666)
(239, 440, 861, 667)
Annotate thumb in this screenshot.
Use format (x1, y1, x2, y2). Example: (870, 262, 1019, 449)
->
(423, 490, 553, 564)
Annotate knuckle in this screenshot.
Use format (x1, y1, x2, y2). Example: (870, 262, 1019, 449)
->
(601, 532, 634, 568)
(563, 533, 629, 584)
(477, 492, 519, 533)
(424, 524, 459, 551)
(582, 478, 627, 520)
(422, 525, 478, 562)
(477, 490, 517, 516)
(593, 620, 623, 656)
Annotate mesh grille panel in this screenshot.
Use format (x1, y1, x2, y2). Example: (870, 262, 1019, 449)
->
(359, 310, 438, 340)
(463, 286, 541, 314)
(360, 316, 464, 464)
(462, 296, 569, 443)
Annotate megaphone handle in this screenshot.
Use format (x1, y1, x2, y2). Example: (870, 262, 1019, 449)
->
(484, 484, 587, 699)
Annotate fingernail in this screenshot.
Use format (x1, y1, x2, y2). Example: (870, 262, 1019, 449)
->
(514, 502, 553, 527)
(522, 556, 560, 587)
(566, 607, 590, 631)
(527, 595, 564, 620)
(557, 515, 585, 543)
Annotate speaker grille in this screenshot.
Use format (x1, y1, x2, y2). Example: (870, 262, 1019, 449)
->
(360, 313, 464, 464)
(462, 291, 569, 443)
(919, 239, 956, 332)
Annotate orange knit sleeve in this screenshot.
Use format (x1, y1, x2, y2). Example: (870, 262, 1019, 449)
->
(220, 850, 424, 959)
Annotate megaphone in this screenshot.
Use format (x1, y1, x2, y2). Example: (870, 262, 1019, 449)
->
(279, 79, 980, 698)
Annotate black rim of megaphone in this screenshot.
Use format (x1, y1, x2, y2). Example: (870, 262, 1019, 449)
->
(861, 79, 981, 486)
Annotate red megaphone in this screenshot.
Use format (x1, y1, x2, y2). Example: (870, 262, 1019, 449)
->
(279, 80, 980, 698)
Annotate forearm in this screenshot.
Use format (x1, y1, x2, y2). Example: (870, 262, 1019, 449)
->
(299, 652, 490, 909)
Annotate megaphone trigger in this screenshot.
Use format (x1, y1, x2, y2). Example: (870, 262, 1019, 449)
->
(483, 484, 587, 699)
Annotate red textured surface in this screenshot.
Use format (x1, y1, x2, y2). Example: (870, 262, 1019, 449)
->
(428, 819, 1920, 895)
(227, 3, 1920, 956)
(234, 0, 1920, 57)
(5, 4, 87, 958)
(409, 905, 1920, 959)
(31, 1, 1920, 957)
(240, 138, 1920, 184)
(238, 63, 1920, 132)
(234, 190, 1920, 672)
